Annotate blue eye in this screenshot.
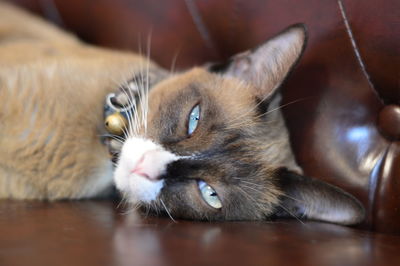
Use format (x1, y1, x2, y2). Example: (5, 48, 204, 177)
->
(198, 180, 222, 209)
(188, 104, 200, 135)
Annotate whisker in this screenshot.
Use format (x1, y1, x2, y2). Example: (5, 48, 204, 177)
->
(235, 179, 265, 189)
(232, 176, 306, 224)
(144, 31, 152, 136)
(116, 193, 130, 209)
(235, 186, 265, 211)
(279, 193, 307, 205)
(135, 44, 149, 137)
(227, 96, 311, 129)
(224, 115, 284, 130)
(108, 78, 133, 139)
(254, 96, 311, 121)
(160, 199, 177, 223)
(275, 202, 306, 225)
(232, 176, 306, 206)
(119, 85, 137, 138)
(119, 196, 141, 216)
(98, 136, 125, 144)
(170, 48, 181, 75)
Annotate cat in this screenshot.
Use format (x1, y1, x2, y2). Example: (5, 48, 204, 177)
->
(0, 2, 365, 225)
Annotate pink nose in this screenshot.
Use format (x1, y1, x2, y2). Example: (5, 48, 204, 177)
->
(130, 149, 169, 181)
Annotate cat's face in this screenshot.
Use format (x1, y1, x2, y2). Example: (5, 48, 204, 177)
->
(113, 25, 365, 225)
(116, 68, 285, 220)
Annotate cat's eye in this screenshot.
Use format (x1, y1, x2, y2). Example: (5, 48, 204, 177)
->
(197, 180, 222, 209)
(188, 104, 200, 135)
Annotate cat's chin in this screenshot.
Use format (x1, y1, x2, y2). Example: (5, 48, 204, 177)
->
(118, 172, 165, 204)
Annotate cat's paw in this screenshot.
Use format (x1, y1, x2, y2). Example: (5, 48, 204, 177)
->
(104, 138, 123, 163)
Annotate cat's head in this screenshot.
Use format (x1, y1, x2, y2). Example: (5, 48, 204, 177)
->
(113, 24, 365, 225)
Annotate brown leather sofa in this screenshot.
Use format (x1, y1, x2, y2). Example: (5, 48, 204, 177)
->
(2, 0, 399, 265)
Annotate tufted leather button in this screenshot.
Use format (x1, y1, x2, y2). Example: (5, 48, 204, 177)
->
(378, 105, 400, 140)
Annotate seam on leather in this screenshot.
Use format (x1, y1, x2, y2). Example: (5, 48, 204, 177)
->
(184, 0, 218, 54)
(337, 0, 383, 104)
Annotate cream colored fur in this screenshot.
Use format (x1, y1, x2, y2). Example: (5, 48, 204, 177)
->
(0, 2, 154, 199)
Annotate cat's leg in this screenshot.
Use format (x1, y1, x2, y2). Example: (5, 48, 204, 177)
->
(0, 159, 115, 200)
(0, 1, 78, 45)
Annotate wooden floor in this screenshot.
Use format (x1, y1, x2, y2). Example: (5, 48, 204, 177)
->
(1, 200, 399, 266)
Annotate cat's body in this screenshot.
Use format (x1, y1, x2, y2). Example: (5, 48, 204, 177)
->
(0, 2, 364, 225)
(0, 2, 159, 199)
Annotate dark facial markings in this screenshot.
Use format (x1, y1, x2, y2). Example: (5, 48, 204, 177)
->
(157, 122, 272, 219)
(137, 80, 282, 221)
(155, 85, 202, 143)
(151, 83, 223, 155)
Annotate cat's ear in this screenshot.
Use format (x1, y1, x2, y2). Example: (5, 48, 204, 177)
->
(273, 168, 365, 225)
(208, 24, 307, 100)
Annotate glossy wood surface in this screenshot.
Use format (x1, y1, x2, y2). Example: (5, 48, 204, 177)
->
(1, 200, 400, 266)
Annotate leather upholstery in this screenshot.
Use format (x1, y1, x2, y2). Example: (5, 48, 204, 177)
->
(9, 0, 399, 234)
